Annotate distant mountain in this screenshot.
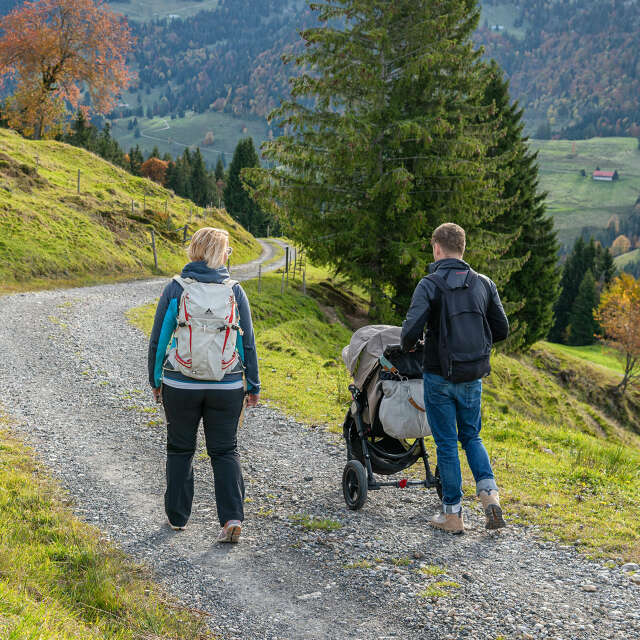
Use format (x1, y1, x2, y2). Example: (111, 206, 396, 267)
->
(476, 0, 640, 138)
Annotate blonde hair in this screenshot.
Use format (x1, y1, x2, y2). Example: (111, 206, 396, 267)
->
(188, 227, 229, 268)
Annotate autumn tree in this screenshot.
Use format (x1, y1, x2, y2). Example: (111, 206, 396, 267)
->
(611, 234, 632, 257)
(140, 157, 168, 185)
(0, 0, 134, 139)
(595, 274, 640, 393)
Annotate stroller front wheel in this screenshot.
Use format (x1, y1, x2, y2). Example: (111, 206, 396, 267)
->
(342, 460, 368, 510)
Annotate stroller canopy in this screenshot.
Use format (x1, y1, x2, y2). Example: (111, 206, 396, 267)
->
(342, 325, 402, 391)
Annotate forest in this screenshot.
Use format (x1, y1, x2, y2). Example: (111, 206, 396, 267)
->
(478, 0, 640, 138)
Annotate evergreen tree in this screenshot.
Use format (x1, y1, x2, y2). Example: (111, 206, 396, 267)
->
(248, 0, 517, 319)
(595, 244, 616, 285)
(567, 270, 598, 346)
(190, 148, 211, 206)
(128, 145, 144, 176)
(215, 155, 225, 181)
(481, 63, 561, 349)
(225, 137, 270, 235)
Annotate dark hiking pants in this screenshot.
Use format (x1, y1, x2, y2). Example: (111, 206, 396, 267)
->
(161, 384, 245, 527)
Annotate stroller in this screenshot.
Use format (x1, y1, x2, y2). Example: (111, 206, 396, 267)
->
(340, 325, 442, 510)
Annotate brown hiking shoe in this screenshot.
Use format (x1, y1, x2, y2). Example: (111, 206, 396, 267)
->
(429, 510, 464, 534)
(217, 520, 242, 543)
(478, 490, 506, 530)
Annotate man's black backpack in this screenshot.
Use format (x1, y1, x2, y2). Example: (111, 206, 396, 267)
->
(427, 269, 493, 383)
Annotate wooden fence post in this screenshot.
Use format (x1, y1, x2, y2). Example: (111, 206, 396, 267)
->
(143, 194, 146, 211)
(281, 270, 285, 295)
(303, 267, 306, 295)
(77, 169, 81, 194)
(285, 246, 290, 274)
(150, 229, 158, 269)
(183, 225, 188, 242)
(131, 199, 134, 216)
(293, 248, 297, 275)
(258, 264, 262, 293)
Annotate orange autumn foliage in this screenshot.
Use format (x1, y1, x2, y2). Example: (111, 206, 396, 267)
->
(140, 157, 168, 185)
(0, 0, 134, 139)
(594, 273, 640, 393)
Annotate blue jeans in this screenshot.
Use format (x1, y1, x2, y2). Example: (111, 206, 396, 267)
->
(423, 372, 498, 512)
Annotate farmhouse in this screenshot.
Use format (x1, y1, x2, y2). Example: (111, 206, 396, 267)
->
(592, 170, 619, 182)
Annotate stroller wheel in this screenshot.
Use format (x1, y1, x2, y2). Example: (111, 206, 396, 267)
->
(342, 460, 368, 510)
(435, 465, 443, 501)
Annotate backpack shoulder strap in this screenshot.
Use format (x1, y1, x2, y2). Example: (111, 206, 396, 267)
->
(173, 275, 195, 287)
(426, 272, 450, 294)
(465, 269, 479, 289)
(222, 278, 238, 288)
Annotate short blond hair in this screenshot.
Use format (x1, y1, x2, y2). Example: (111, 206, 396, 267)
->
(431, 223, 466, 257)
(188, 227, 229, 268)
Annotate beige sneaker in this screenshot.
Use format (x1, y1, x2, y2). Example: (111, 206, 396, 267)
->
(168, 520, 186, 531)
(478, 490, 506, 530)
(217, 520, 242, 543)
(429, 510, 464, 534)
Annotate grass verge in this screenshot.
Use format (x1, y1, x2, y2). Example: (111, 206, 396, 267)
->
(0, 412, 214, 639)
(0, 128, 261, 294)
(128, 265, 640, 562)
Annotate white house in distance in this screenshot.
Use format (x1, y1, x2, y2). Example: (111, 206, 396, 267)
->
(592, 170, 619, 182)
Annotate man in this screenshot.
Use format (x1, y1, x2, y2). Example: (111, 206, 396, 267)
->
(401, 223, 509, 533)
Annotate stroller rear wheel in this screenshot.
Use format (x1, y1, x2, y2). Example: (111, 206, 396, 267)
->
(342, 460, 368, 510)
(435, 465, 443, 501)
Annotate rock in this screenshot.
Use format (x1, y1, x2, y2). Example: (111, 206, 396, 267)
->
(630, 575, 640, 585)
(581, 584, 598, 592)
(621, 563, 639, 573)
(296, 591, 322, 601)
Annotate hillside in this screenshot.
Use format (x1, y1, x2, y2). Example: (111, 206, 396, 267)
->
(0, 128, 261, 293)
(130, 266, 640, 560)
(477, 1, 640, 139)
(531, 137, 640, 252)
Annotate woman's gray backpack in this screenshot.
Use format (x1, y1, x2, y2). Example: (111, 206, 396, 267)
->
(427, 269, 493, 383)
(170, 276, 243, 380)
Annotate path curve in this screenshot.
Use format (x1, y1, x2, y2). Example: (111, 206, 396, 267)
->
(0, 250, 638, 640)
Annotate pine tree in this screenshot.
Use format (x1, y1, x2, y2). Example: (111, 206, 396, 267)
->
(215, 156, 225, 181)
(128, 145, 144, 176)
(481, 63, 561, 349)
(190, 148, 210, 206)
(224, 137, 269, 235)
(567, 270, 598, 346)
(595, 245, 616, 285)
(247, 0, 517, 319)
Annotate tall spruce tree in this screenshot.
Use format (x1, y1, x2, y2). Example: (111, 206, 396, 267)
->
(481, 63, 560, 349)
(225, 138, 269, 235)
(567, 270, 598, 346)
(215, 156, 225, 181)
(247, 0, 518, 319)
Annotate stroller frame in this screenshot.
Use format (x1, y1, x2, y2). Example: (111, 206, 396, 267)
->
(342, 382, 442, 510)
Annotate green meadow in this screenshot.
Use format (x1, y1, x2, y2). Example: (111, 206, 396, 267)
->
(530, 137, 640, 249)
(0, 128, 261, 294)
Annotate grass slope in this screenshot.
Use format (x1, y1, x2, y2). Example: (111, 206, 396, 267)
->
(0, 128, 261, 294)
(130, 266, 640, 562)
(530, 137, 640, 249)
(540, 341, 625, 375)
(0, 413, 213, 639)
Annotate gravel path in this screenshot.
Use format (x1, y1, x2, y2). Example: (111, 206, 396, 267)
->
(0, 242, 638, 640)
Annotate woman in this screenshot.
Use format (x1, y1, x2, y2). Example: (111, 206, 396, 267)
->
(147, 227, 260, 543)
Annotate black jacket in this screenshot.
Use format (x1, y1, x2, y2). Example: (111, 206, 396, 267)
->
(400, 258, 509, 375)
